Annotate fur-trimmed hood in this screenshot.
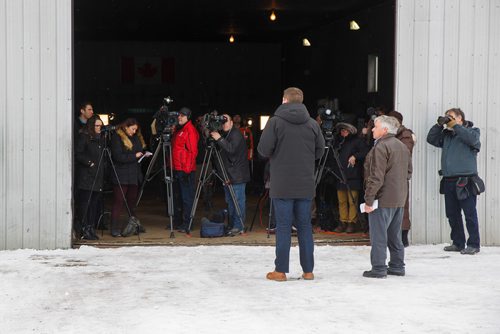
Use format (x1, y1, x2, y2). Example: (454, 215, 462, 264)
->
(116, 128, 146, 151)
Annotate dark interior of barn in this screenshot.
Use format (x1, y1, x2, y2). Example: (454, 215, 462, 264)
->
(73, 0, 395, 245)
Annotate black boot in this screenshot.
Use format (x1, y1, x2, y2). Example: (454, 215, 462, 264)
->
(81, 226, 98, 240)
(111, 221, 121, 237)
(402, 230, 409, 247)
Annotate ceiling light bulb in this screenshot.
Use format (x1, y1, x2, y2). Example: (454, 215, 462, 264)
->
(229, 35, 235, 43)
(270, 11, 277, 21)
(302, 38, 311, 47)
(350, 20, 360, 30)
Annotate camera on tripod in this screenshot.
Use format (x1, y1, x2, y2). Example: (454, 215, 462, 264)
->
(153, 96, 179, 134)
(318, 107, 343, 141)
(202, 112, 227, 132)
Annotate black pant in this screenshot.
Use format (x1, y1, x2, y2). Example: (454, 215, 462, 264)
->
(77, 189, 103, 230)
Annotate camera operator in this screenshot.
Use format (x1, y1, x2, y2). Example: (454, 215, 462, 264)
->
(75, 115, 104, 240)
(332, 123, 369, 234)
(172, 107, 199, 232)
(426, 108, 481, 255)
(110, 118, 147, 237)
(210, 114, 251, 234)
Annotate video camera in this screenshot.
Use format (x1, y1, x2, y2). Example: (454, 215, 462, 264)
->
(202, 111, 227, 132)
(318, 107, 342, 141)
(153, 96, 179, 134)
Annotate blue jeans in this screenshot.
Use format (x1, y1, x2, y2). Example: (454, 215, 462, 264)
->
(272, 198, 314, 273)
(173, 171, 196, 229)
(224, 183, 246, 231)
(443, 179, 480, 248)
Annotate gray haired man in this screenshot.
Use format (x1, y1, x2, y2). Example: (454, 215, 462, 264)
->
(363, 115, 412, 278)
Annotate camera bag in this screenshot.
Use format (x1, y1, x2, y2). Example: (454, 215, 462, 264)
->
(469, 175, 485, 195)
(200, 217, 225, 238)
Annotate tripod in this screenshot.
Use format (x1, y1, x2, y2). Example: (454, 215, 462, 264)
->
(136, 131, 176, 238)
(186, 138, 244, 236)
(315, 136, 365, 230)
(82, 130, 143, 240)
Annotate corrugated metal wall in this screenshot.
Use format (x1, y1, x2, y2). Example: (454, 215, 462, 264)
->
(396, 0, 500, 245)
(0, 0, 73, 250)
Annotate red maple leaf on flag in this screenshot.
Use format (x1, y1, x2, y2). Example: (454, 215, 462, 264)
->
(137, 62, 158, 78)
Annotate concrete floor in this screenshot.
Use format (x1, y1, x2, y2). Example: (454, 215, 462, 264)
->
(73, 191, 370, 248)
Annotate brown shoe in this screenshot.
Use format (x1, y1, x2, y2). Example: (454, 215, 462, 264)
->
(302, 272, 314, 280)
(345, 223, 356, 233)
(266, 271, 287, 281)
(334, 222, 347, 233)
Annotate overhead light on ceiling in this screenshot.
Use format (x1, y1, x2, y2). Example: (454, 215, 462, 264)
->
(350, 20, 360, 30)
(302, 38, 311, 47)
(229, 35, 235, 43)
(270, 10, 277, 21)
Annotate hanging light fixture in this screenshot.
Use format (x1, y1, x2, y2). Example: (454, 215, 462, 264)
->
(229, 35, 235, 43)
(270, 10, 277, 21)
(350, 20, 360, 30)
(302, 38, 311, 47)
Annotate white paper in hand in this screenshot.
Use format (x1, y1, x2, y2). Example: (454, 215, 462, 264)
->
(138, 151, 153, 163)
(359, 200, 378, 213)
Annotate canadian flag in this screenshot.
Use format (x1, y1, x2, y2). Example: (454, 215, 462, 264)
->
(121, 56, 175, 84)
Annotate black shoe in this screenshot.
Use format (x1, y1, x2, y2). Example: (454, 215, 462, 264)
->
(387, 269, 405, 276)
(460, 247, 480, 255)
(81, 226, 98, 240)
(444, 244, 464, 252)
(111, 230, 121, 237)
(362, 270, 387, 279)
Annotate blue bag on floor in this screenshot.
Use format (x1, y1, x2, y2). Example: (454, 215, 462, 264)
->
(200, 217, 225, 238)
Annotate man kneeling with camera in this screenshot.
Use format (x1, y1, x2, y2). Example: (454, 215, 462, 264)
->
(210, 114, 251, 235)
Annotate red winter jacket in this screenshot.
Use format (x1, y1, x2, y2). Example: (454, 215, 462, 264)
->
(172, 121, 199, 173)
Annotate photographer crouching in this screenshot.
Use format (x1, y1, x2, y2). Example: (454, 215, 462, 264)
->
(210, 114, 251, 235)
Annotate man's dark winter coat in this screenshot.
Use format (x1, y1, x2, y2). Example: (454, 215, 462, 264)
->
(257, 103, 325, 198)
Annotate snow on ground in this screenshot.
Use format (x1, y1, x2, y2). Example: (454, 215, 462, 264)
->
(1, 244, 499, 334)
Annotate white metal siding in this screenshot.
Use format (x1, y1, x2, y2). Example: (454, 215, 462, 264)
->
(0, 0, 72, 250)
(396, 0, 500, 245)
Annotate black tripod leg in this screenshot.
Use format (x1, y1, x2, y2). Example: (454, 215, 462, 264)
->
(267, 197, 273, 239)
(136, 139, 162, 207)
(163, 140, 175, 238)
(186, 148, 214, 235)
(105, 148, 141, 240)
(249, 190, 266, 232)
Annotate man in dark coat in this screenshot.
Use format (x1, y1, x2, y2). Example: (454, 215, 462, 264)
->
(363, 115, 412, 278)
(258, 87, 325, 281)
(427, 108, 481, 255)
(211, 114, 251, 234)
(387, 111, 416, 247)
